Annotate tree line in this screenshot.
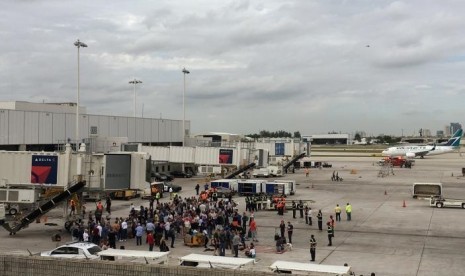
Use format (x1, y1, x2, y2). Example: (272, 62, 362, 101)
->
(246, 130, 301, 139)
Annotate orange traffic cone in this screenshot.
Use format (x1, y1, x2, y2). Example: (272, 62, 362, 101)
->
(402, 200, 406, 208)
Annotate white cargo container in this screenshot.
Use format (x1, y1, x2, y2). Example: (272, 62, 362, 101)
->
(274, 180, 296, 195)
(237, 180, 265, 195)
(210, 179, 238, 191)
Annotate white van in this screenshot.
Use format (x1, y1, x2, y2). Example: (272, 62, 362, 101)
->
(270, 261, 352, 275)
(179, 253, 254, 269)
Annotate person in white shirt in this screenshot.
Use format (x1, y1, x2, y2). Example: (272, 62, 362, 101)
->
(121, 220, 128, 241)
(83, 229, 89, 242)
(307, 208, 313, 226)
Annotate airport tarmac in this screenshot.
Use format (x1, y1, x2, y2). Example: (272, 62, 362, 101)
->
(2, 152, 465, 275)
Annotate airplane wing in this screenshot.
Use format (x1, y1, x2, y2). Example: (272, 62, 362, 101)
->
(414, 145, 435, 158)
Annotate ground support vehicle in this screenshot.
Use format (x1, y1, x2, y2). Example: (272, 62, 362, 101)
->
(141, 182, 164, 199)
(110, 190, 139, 200)
(430, 195, 465, 209)
(412, 183, 442, 198)
(183, 233, 205, 247)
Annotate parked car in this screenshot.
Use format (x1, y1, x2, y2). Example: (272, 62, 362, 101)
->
(152, 172, 173, 182)
(163, 182, 183, 193)
(170, 171, 192, 178)
(40, 242, 102, 259)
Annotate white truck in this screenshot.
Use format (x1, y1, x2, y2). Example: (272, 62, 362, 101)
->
(253, 168, 270, 178)
(429, 195, 465, 209)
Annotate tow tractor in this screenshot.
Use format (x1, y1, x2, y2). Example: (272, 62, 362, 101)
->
(429, 195, 465, 209)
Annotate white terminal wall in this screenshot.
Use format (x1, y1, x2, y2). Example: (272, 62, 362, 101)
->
(0, 109, 185, 145)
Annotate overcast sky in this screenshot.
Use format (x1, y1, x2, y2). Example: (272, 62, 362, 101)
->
(1, 0, 464, 137)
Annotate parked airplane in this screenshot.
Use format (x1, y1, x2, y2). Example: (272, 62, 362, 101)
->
(382, 129, 463, 158)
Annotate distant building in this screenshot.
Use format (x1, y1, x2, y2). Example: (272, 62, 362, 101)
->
(444, 125, 451, 136)
(450, 122, 462, 134)
(436, 130, 444, 137)
(302, 134, 350, 145)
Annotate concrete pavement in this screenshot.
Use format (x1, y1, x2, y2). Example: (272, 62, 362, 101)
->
(2, 152, 465, 275)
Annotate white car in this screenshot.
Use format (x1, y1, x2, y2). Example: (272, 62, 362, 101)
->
(40, 242, 102, 259)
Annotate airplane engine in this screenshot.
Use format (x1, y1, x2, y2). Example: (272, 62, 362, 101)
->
(406, 152, 416, 158)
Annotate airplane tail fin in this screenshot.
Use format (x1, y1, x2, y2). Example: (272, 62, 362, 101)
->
(444, 129, 463, 147)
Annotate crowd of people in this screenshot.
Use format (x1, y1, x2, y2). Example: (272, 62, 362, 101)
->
(68, 191, 260, 258)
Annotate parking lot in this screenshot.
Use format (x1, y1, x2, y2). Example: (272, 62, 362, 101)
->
(1, 152, 465, 275)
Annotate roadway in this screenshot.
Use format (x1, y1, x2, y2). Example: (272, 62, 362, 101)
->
(1, 152, 465, 275)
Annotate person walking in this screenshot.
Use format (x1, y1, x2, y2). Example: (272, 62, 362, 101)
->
(292, 201, 297, 219)
(242, 212, 249, 235)
(135, 223, 144, 246)
(232, 231, 241, 257)
(249, 218, 258, 242)
(310, 234, 317, 262)
(298, 200, 304, 218)
(346, 203, 352, 221)
(147, 232, 155, 251)
(195, 183, 200, 195)
(105, 196, 112, 215)
(305, 168, 309, 177)
(327, 222, 334, 246)
(335, 204, 342, 222)
(307, 207, 313, 226)
(287, 221, 293, 244)
(279, 220, 286, 239)
(317, 210, 323, 231)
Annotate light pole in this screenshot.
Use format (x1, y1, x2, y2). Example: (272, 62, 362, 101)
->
(74, 39, 87, 150)
(129, 79, 142, 117)
(182, 67, 190, 146)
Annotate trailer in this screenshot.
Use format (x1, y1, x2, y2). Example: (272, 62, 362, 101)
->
(237, 180, 265, 195)
(270, 261, 352, 275)
(412, 183, 442, 198)
(209, 179, 238, 191)
(429, 195, 465, 209)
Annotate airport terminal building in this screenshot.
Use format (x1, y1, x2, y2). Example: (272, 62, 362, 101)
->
(0, 101, 186, 151)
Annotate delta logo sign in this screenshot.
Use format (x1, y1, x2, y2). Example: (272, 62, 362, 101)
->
(31, 155, 58, 184)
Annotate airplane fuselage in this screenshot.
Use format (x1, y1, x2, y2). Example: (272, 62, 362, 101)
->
(382, 145, 458, 157)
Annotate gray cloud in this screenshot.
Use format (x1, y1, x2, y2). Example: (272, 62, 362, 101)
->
(0, 0, 464, 136)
